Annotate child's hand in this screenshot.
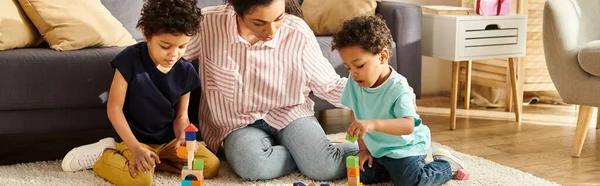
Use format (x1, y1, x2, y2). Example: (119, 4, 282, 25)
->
(347, 120, 375, 138)
(129, 146, 160, 177)
(174, 135, 187, 150)
(357, 150, 373, 172)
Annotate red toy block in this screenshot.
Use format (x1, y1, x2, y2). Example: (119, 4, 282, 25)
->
(184, 124, 199, 132)
(456, 169, 469, 180)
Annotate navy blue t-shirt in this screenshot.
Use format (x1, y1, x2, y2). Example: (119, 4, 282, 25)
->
(110, 42, 201, 144)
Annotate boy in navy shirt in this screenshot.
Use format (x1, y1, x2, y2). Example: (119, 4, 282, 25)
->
(61, 0, 219, 185)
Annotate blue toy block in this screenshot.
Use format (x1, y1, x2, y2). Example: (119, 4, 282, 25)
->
(320, 184, 330, 186)
(293, 182, 306, 186)
(181, 180, 191, 186)
(185, 132, 196, 141)
(183, 165, 188, 169)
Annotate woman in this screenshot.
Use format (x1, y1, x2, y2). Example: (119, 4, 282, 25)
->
(183, 0, 358, 181)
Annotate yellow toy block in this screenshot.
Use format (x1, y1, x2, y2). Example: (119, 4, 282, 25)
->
(177, 146, 187, 159)
(181, 169, 203, 180)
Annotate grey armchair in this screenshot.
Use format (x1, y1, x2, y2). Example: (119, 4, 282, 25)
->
(543, 0, 600, 157)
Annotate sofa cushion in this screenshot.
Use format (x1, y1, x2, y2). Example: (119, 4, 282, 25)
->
(578, 40, 600, 76)
(0, 0, 43, 51)
(0, 47, 125, 111)
(101, 0, 144, 42)
(301, 0, 377, 35)
(17, 0, 136, 51)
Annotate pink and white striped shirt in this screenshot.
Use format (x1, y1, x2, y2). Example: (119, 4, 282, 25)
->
(183, 5, 347, 152)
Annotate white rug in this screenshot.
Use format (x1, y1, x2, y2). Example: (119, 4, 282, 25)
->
(0, 133, 559, 186)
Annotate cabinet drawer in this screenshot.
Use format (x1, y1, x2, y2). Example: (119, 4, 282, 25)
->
(421, 14, 527, 61)
(458, 18, 527, 59)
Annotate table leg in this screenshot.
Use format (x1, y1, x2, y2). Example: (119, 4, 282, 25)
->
(508, 57, 522, 122)
(451, 61, 460, 130)
(464, 60, 472, 109)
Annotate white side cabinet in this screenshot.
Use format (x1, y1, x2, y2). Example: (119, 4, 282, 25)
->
(422, 14, 527, 129)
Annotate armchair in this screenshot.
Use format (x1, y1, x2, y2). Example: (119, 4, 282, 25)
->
(543, 0, 600, 157)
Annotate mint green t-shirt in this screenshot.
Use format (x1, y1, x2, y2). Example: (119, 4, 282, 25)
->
(340, 69, 431, 159)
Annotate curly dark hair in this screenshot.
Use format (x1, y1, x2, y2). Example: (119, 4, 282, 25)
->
(331, 15, 393, 56)
(226, 0, 303, 19)
(136, 0, 203, 38)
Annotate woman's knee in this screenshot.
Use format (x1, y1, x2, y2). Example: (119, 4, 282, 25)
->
(298, 160, 346, 181)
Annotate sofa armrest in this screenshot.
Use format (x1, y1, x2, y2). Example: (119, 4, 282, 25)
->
(376, 1, 422, 98)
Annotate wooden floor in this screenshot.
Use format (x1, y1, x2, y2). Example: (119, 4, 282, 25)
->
(318, 96, 600, 186)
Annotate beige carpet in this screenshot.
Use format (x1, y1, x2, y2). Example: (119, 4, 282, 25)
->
(0, 133, 559, 186)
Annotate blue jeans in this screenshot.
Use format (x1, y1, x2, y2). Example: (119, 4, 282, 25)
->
(223, 116, 359, 181)
(361, 155, 453, 186)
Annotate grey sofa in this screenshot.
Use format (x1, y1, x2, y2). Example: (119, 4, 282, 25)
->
(543, 0, 600, 158)
(0, 0, 422, 164)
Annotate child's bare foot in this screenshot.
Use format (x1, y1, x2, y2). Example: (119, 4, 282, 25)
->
(61, 137, 116, 172)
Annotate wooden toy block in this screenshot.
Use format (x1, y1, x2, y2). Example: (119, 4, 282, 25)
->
(347, 176, 360, 186)
(345, 133, 357, 143)
(346, 156, 359, 168)
(184, 124, 199, 132)
(191, 180, 203, 186)
(347, 167, 359, 177)
(177, 146, 188, 159)
(293, 182, 306, 186)
(345, 183, 362, 186)
(185, 132, 196, 141)
(456, 169, 469, 180)
(181, 169, 203, 180)
(193, 158, 204, 170)
(307, 183, 317, 186)
(187, 151, 194, 169)
(186, 141, 197, 152)
(181, 180, 192, 186)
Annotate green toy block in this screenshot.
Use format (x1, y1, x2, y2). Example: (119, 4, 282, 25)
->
(193, 158, 204, 170)
(346, 134, 357, 143)
(346, 156, 359, 168)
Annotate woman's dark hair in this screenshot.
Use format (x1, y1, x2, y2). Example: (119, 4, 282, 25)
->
(226, 0, 303, 19)
(136, 0, 203, 38)
(332, 15, 393, 56)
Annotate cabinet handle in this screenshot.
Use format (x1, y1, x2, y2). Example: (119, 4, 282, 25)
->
(485, 24, 500, 30)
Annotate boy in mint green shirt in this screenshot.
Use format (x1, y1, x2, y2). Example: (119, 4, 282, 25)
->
(333, 16, 466, 186)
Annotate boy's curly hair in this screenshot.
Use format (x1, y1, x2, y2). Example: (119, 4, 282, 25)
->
(332, 15, 393, 56)
(136, 0, 203, 38)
